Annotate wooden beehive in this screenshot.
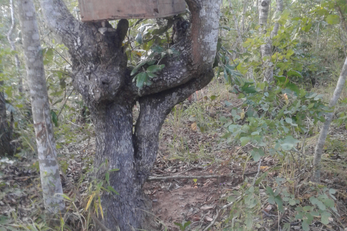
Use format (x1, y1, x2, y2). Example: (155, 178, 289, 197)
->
(78, 0, 186, 22)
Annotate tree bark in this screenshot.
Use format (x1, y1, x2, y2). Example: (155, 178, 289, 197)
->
(18, 0, 65, 214)
(271, 0, 283, 39)
(259, 0, 272, 82)
(313, 57, 347, 182)
(0, 81, 14, 156)
(259, 0, 283, 83)
(38, 0, 221, 229)
(6, 0, 23, 94)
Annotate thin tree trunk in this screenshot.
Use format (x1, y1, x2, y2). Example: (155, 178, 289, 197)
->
(271, 0, 283, 38)
(241, 0, 248, 34)
(18, 0, 65, 213)
(7, 0, 23, 94)
(229, 1, 245, 59)
(0, 81, 14, 156)
(259, 0, 272, 82)
(259, 0, 283, 83)
(313, 57, 347, 182)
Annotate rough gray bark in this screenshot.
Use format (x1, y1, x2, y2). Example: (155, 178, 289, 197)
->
(18, 0, 65, 214)
(313, 57, 347, 182)
(38, 0, 221, 229)
(0, 81, 14, 156)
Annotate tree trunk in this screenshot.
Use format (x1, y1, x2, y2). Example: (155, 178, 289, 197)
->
(313, 57, 347, 182)
(259, 0, 273, 82)
(6, 0, 22, 94)
(259, 0, 283, 83)
(0, 82, 14, 156)
(18, 0, 65, 214)
(91, 100, 151, 229)
(38, 0, 221, 229)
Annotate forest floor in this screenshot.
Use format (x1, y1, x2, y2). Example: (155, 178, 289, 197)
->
(0, 81, 347, 231)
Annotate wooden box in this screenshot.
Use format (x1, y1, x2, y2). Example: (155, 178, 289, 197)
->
(78, 0, 186, 22)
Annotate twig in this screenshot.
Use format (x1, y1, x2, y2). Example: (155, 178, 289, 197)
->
(0, 175, 38, 180)
(148, 175, 230, 181)
(252, 157, 262, 185)
(202, 196, 242, 231)
(57, 89, 74, 118)
(148, 172, 258, 181)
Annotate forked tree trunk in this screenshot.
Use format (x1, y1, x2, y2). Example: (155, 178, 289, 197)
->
(92, 100, 150, 228)
(38, 0, 221, 229)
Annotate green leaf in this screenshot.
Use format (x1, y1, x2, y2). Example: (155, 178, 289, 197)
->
(289, 199, 297, 206)
(321, 211, 330, 225)
(240, 137, 251, 146)
(107, 186, 119, 195)
(275, 196, 284, 212)
(316, 200, 326, 210)
(286, 83, 300, 95)
(241, 82, 257, 93)
(61, 194, 72, 201)
(105, 172, 110, 185)
(183, 221, 191, 229)
(51, 110, 59, 127)
(326, 15, 340, 25)
(266, 186, 275, 197)
(251, 148, 264, 161)
(210, 95, 218, 101)
(135, 33, 143, 44)
(135, 72, 148, 89)
(43, 48, 54, 65)
(323, 198, 335, 208)
(0, 215, 9, 225)
(147, 64, 165, 73)
(147, 72, 157, 78)
(280, 136, 300, 151)
(151, 45, 165, 53)
(302, 221, 309, 231)
(131, 60, 147, 76)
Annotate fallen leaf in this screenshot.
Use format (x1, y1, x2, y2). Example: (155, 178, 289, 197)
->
(191, 123, 198, 131)
(201, 205, 214, 210)
(264, 204, 272, 212)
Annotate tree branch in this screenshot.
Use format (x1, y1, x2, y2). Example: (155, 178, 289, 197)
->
(39, 0, 82, 49)
(131, 0, 221, 97)
(134, 68, 214, 185)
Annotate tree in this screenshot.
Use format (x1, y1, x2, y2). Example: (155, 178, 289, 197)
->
(18, 0, 65, 214)
(313, 57, 347, 182)
(0, 81, 13, 157)
(259, 0, 283, 82)
(0, 2, 14, 157)
(38, 0, 221, 229)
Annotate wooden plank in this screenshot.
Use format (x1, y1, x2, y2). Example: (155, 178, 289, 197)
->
(78, 0, 186, 22)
